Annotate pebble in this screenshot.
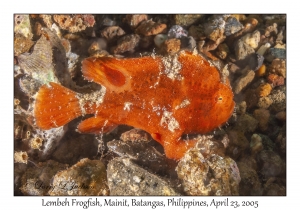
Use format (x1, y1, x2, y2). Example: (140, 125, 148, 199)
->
(89, 50, 109, 58)
(256, 150, 284, 178)
(53, 15, 95, 33)
(257, 96, 273, 109)
(226, 129, 250, 159)
(38, 14, 53, 29)
(101, 26, 126, 42)
(233, 67, 255, 94)
(230, 14, 246, 22)
(173, 14, 203, 27)
(180, 36, 196, 51)
(256, 64, 266, 77)
(263, 178, 286, 195)
(14, 34, 34, 56)
(235, 39, 255, 60)
(264, 23, 278, 37)
(100, 16, 116, 27)
(250, 134, 263, 156)
(107, 158, 180, 195)
(253, 108, 270, 131)
(161, 38, 181, 54)
(256, 43, 271, 56)
(226, 18, 258, 47)
(268, 58, 286, 78)
(154, 34, 168, 47)
(224, 16, 243, 36)
(33, 21, 43, 38)
(216, 43, 230, 59)
(228, 62, 240, 73)
(244, 88, 259, 109)
(188, 25, 206, 40)
(236, 101, 247, 115)
(264, 15, 286, 26)
(275, 132, 286, 155)
(202, 39, 223, 52)
(138, 36, 152, 49)
(194, 135, 226, 157)
(276, 28, 285, 43)
(168, 25, 188, 39)
(269, 88, 286, 104)
(275, 111, 286, 121)
(267, 74, 285, 87)
(234, 114, 258, 133)
(88, 38, 107, 55)
(135, 20, 167, 36)
(111, 34, 140, 54)
(50, 158, 109, 195)
(124, 14, 148, 29)
(256, 83, 272, 97)
(120, 128, 151, 142)
(240, 30, 260, 49)
(14, 14, 33, 39)
(204, 16, 225, 42)
(176, 140, 240, 195)
(237, 159, 263, 195)
(271, 104, 286, 117)
(266, 48, 286, 61)
(243, 18, 259, 32)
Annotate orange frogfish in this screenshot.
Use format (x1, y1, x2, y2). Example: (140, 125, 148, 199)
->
(34, 51, 235, 160)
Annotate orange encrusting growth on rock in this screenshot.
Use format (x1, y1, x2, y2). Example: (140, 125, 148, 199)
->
(34, 51, 235, 160)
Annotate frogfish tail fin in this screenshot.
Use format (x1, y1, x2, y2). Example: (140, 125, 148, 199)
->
(34, 82, 82, 129)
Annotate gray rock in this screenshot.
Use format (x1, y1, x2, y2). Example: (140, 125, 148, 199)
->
(266, 48, 286, 61)
(233, 66, 255, 94)
(107, 158, 180, 195)
(225, 16, 243, 36)
(176, 137, 240, 195)
(204, 16, 226, 42)
(234, 114, 258, 133)
(237, 158, 263, 195)
(226, 129, 250, 159)
(111, 34, 140, 54)
(235, 39, 255, 60)
(168, 25, 188, 39)
(173, 14, 203, 27)
(50, 158, 109, 196)
(101, 26, 125, 42)
(240, 30, 260, 49)
(107, 139, 174, 176)
(257, 150, 284, 178)
(180, 36, 196, 51)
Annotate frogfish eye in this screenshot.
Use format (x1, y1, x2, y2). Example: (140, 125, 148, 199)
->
(215, 95, 223, 102)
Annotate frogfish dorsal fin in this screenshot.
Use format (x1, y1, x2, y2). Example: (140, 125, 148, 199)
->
(81, 57, 131, 93)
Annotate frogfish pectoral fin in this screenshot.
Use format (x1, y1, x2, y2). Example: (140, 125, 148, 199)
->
(81, 57, 131, 93)
(77, 117, 117, 134)
(162, 136, 197, 160)
(151, 132, 197, 160)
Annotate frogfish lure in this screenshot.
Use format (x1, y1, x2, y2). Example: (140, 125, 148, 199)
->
(34, 51, 235, 160)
